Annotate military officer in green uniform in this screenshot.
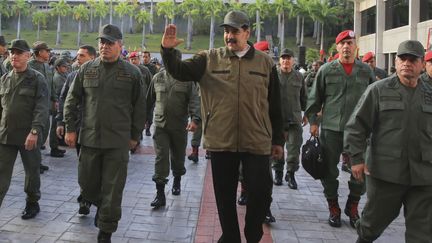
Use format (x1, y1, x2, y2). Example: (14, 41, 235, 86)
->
(362, 52, 388, 80)
(147, 63, 200, 208)
(304, 60, 323, 96)
(272, 48, 307, 189)
(421, 51, 432, 83)
(305, 30, 375, 228)
(0, 36, 8, 77)
(64, 24, 146, 242)
(0, 39, 49, 219)
(345, 40, 432, 243)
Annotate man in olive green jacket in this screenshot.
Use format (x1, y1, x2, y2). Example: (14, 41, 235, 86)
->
(305, 30, 375, 228)
(0, 39, 49, 219)
(147, 66, 200, 208)
(161, 11, 284, 243)
(345, 40, 432, 243)
(64, 24, 146, 242)
(272, 48, 307, 189)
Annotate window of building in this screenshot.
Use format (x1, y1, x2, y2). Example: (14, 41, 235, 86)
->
(420, 0, 432, 22)
(361, 6, 376, 36)
(385, 0, 409, 30)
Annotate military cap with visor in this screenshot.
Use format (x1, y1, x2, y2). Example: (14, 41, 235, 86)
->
(397, 40, 424, 58)
(8, 39, 30, 52)
(220, 11, 250, 29)
(97, 24, 123, 42)
(425, 51, 432, 62)
(280, 48, 295, 58)
(54, 58, 68, 68)
(32, 41, 52, 51)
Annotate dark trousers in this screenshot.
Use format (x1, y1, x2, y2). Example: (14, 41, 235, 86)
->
(211, 152, 272, 243)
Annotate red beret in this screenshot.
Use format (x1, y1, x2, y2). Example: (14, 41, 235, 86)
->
(425, 51, 432, 62)
(362, 52, 374, 62)
(333, 53, 339, 59)
(129, 51, 139, 58)
(319, 49, 325, 55)
(254, 41, 269, 51)
(335, 30, 355, 44)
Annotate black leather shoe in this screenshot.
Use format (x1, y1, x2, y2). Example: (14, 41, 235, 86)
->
(57, 148, 66, 153)
(273, 171, 283, 186)
(50, 149, 65, 158)
(97, 230, 112, 243)
(145, 128, 151, 136)
(285, 172, 298, 189)
(40, 164, 49, 171)
(151, 184, 166, 208)
(237, 192, 247, 206)
(172, 176, 181, 195)
(21, 202, 40, 220)
(79, 200, 91, 215)
(356, 237, 372, 243)
(40, 145, 46, 150)
(263, 209, 276, 224)
(327, 199, 342, 227)
(205, 151, 211, 159)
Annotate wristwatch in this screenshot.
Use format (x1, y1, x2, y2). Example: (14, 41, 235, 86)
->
(30, 128, 38, 135)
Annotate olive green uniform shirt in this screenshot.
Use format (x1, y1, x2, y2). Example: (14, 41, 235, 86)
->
(344, 76, 432, 185)
(305, 59, 375, 131)
(0, 67, 49, 145)
(278, 67, 306, 128)
(28, 59, 56, 103)
(64, 57, 147, 148)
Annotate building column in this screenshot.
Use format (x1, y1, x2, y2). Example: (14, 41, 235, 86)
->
(376, 0, 385, 69)
(408, 0, 420, 40)
(353, 0, 361, 40)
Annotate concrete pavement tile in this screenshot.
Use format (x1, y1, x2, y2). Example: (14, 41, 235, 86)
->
(271, 229, 299, 243)
(58, 231, 97, 242)
(295, 230, 337, 240)
(297, 238, 323, 243)
(124, 229, 149, 239)
(132, 215, 173, 225)
(129, 222, 168, 233)
(36, 235, 60, 243)
(0, 231, 41, 242)
(148, 226, 193, 242)
(0, 223, 27, 233)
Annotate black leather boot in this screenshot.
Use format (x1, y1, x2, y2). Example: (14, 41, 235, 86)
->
(172, 176, 181, 195)
(285, 171, 298, 189)
(237, 181, 247, 205)
(21, 201, 40, 220)
(356, 237, 373, 243)
(151, 184, 166, 208)
(327, 198, 341, 227)
(344, 195, 360, 228)
(187, 146, 199, 163)
(97, 230, 112, 243)
(77, 195, 91, 215)
(273, 170, 283, 186)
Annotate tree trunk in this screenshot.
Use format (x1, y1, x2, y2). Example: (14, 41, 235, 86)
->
(280, 12, 284, 50)
(316, 22, 320, 45)
(320, 23, 324, 51)
(77, 20, 82, 46)
(109, 2, 113, 24)
(141, 23, 146, 48)
(256, 10, 261, 42)
(17, 12, 21, 39)
(37, 22, 40, 40)
(90, 9, 94, 32)
(296, 15, 300, 45)
(0, 13, 2, 36)
(165, 16, 168, 27)
(120, 17, 124, 34)
(150, 0, 154, 34)
(300, 16, 304, 46)
(209, 14, 215, 49)
(277, 13, 281, 38)
(186, 15, 192, 50)
(313, 21, 317, 38)
(56, 15, 61, 45)
(99, 16, 103, 32)
(129, 15, 133, 34)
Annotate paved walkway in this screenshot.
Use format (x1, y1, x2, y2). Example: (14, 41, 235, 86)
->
(0, 131, 405, 242)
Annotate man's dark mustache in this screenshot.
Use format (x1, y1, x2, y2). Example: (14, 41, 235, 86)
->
(226, 39, 237, 44)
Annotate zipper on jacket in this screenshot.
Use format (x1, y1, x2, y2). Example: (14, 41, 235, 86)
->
(203, 111, 211, 135)
(237, 58, 241, 150)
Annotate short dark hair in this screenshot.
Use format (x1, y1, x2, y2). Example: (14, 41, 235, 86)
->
(79, 45, 97, 57)
(143, 51, 151, 56)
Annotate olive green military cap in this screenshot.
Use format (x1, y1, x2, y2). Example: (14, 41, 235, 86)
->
(8, 39, 30, 52)
(280, 48, 295, 58)
(32, 41, 52, 51)
(220, 10, 249, 29)
(0, 36, 6, 46)
(54, 58, 68, 67)
(397, 40, 424, 58)
(97, 24, 122, 42)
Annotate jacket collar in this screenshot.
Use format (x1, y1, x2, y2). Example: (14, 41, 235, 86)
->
(222, 41, 256, 59)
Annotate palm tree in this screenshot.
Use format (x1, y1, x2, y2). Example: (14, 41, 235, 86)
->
(227, 0, 243, 11)
(49, 0, 72, 46)
(114, 1, 129, 33)
(32, 11, 47, 40)
(149, 0, 154, 33)
(87, 0, 97, 33)
(179, 0, 202, 50)
(308, 0, 340, 51)
(94, 0, 109, 31)
(272, 0, 292, 50)
(12, 0, 31, 39)
(0, 0, 10, 36)
(127, 0, 139, 34)
(135, 7, 151, 49)
(247, 0, 270, 42)
(109, 0, 117, 24)
(291, 0, 311, 47)
(73, 4, 90, 46)
(202, 0, 224, 49)
(156, 0, 177, 27)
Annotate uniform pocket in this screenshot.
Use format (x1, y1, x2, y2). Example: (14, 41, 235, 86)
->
(83, 79, 99, 88)
(113, 80, 132, 91)
(19, 88, 36, 96)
